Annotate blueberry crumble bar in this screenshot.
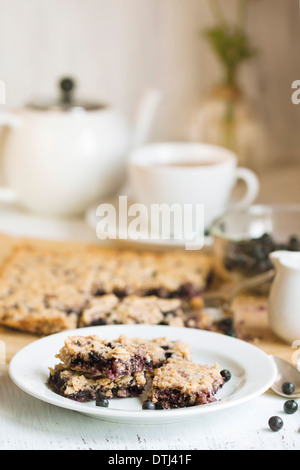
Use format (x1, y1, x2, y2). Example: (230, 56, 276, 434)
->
(145, 358, 224, 409)
(79, 294, 214, 331)
(0, 246, 95, 335)
(48, 334, 226, 409)
(79, 295, 184, 328)
(56, 334, 157, 379)
(48, 364, 147, 401)
(55, 334, 190, 380)
(88, 248, 213, 299)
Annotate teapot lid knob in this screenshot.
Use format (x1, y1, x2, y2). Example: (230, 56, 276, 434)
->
(26, 77, 106, 111)
(59, 77, 75, 103)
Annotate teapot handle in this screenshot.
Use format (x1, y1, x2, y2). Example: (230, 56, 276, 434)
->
(0, 112, 21, 203)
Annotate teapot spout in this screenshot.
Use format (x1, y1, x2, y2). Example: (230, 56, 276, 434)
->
(131, 89, 162, 149)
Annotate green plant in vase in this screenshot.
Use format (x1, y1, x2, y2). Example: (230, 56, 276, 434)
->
(192, 0, 260, 167)
(204, 0, 256, 88)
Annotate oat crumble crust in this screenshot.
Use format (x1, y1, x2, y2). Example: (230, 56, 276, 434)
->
(147, 358, 224, 408)
(0, 244, 213, 335)
(129, 336, 192, 362)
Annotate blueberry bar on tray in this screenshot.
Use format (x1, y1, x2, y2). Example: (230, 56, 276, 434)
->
(0, 244, 213, 335)
(145, 359, 224, 409)
(48, 364, 147, 401)
(56, 334, 191, 380)
(88, 248, 213, 300)
(79, 294, 212, 330)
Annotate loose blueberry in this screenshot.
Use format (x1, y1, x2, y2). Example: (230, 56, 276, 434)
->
(224, 327, 237, 338)
(218, 318, 234, 328)
(283, 400, 298, 414)
(220, 369, 231, 383)
(155, 404, 166, 410)
(282, 382, 295, 395)
(96, 396, 109, 407)
(142, 401, 156, 410)
(268, 416, 283, 432)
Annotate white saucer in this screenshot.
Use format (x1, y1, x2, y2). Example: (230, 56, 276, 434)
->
(0, 202, 97, 243)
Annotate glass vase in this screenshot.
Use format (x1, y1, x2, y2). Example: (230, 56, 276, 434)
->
(188, 84, 263, 172)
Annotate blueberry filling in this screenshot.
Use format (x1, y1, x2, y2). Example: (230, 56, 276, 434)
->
(69, 351, 155, 380)
(47, 375, 96, 402)
(89, 318, 108, 326)
(152, 388, 216, 409)
(143, 288, 169, 298)
(170, 283, 203, 300)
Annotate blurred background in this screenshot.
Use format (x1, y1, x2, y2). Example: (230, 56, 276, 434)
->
(0, 0, 298, 243)
(0, 0, 299, 173)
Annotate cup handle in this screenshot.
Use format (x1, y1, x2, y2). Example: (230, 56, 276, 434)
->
(229, 167, 259, 211)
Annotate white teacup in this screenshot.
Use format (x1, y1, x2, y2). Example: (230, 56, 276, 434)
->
(128, 142, 259, 237)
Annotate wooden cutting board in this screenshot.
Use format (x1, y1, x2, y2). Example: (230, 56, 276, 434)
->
(0, 232, 294, 366)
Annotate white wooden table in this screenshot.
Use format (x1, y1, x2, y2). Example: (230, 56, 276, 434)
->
(1, 362, 299, 450)
(1, 165, 300, 451)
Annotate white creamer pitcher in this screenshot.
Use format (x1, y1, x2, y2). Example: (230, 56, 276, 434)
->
(269, 251, 300, 343)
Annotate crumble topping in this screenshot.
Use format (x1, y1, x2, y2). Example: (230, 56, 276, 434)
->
(118, 335, 192, 364)
(79, 294, 184, 327)
(147, 358, 224, 408)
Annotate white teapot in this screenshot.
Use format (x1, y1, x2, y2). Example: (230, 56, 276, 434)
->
(269, 251, 300, 343)
(0, 78, 161, 216)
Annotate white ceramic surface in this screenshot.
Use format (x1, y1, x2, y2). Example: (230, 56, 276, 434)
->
(268, 251, 300, 343)
(9, 324, 277, 425)
(0, 201, 98, 242)
(128, 143, 259, 230)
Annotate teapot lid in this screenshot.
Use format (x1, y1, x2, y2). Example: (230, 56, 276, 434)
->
(26, 77, 107, 111)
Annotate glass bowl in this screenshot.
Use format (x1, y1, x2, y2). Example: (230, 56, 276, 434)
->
(211, 204, 300, 281)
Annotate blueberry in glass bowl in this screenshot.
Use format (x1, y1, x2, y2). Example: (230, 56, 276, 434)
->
(210, 204, 300, 283)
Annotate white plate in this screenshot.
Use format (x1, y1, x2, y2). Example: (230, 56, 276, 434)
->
(9, 325, 276, 425)
(85, 202, 213, 249)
